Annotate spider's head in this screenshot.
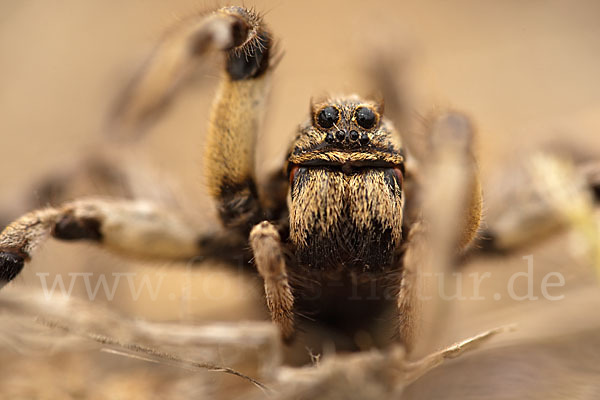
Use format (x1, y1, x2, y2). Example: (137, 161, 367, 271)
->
(286, 96, 404, 171)
(285, 96, 406, 270)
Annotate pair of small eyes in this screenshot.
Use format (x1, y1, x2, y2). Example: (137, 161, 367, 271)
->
(316, 106, 378, 130)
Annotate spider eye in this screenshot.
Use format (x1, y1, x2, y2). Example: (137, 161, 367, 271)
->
(355, 107, 377, 129)
(316, 106, 339, 129)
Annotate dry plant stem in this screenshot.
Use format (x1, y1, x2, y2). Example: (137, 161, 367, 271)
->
(406, 325, 510, 381)
(0, 286, 507, 399)
(36, 317, 271, 393)
(273, 326, 507, 399)
(0, 289, 280, 385)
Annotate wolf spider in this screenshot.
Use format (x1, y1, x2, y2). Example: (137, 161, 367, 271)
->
(1, 6, 598, 353)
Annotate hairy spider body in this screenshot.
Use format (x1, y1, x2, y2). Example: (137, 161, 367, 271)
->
(0, 6, 487, 351)
(288, 97, 405, 272)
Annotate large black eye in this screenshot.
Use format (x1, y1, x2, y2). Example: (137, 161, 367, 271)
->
(317, 106, 339, 129)
(355, 107, 377, 129)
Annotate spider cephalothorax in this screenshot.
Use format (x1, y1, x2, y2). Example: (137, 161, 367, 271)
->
(286, 97, 406, 271)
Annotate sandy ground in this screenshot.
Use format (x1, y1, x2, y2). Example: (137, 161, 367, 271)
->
(1, 1, 600, 399)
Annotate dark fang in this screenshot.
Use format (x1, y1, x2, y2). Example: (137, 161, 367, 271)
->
(289, 164, 300, 186)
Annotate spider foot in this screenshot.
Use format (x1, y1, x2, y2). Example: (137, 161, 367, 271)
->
(218, 6, 272, 80)
(429, 112, 474, 153)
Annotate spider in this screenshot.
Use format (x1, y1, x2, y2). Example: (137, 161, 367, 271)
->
(0, 6, 598, 354)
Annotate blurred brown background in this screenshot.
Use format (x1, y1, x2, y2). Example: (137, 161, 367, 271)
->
(2, 0, 600, 189)
(1, 1, 600, 398)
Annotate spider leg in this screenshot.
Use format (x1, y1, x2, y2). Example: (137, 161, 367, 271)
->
(369, 55, 482, 248)
(204, 8, 273, 234)
(420, 111, 483, 250)
(0, 154, 132, 231)
(0, 197, 245, 287)
(249, 221, 295, 342)
(398, 112, 482, 354)
(110, 6, 272, 136)
(366, 51, 419, 155)
(0, 148, 197, 234)
(397, 221, 425, 352)
(105, 5, 276, 239)
(260, 168, 289, 222)
(473, 158, 600, 254)
(107, 6, 273, 235)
